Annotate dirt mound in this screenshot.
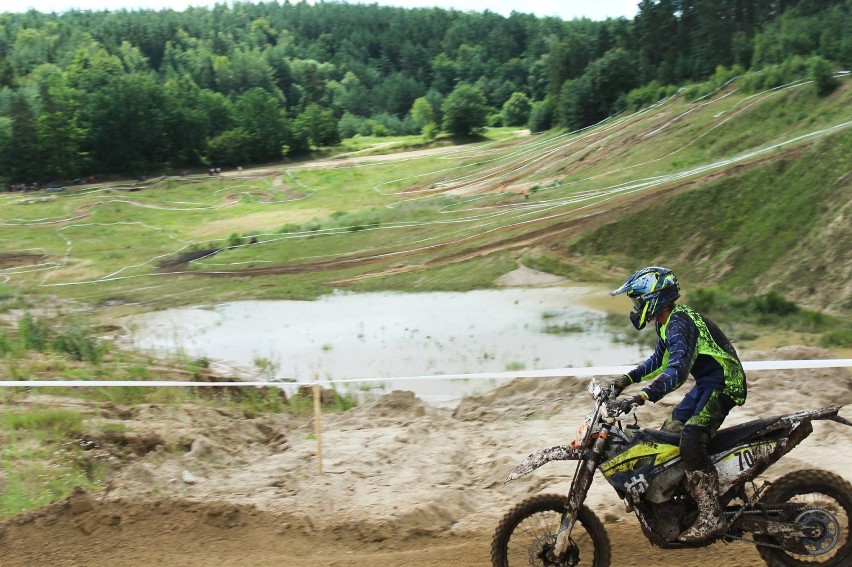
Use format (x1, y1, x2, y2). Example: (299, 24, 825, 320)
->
(332, 390, 440, 426)
(453, 375, 591, 421)
(494, 264, 567, 287)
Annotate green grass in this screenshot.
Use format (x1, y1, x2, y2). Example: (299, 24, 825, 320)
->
(574, 127, 851, 299)
(0, 407, 96, 519)
(3, 409, 84, 435)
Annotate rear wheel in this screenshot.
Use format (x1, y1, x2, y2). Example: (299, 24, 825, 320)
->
(756, 469, 852, 567)
(491, 494, 610, 567)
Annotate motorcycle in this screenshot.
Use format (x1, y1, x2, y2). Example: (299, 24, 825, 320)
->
(491, 378, 852, 567)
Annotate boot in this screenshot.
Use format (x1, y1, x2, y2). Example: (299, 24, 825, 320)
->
(678, 469, 727, 543)
(660, 418, 684, 434)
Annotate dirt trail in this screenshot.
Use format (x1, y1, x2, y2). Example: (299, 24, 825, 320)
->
(1, 346, 850, 566)
(0, 499, 767, 567)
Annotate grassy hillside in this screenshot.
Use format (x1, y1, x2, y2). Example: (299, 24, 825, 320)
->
(0, 78, 849, 319)
(571, 128, 851, 313)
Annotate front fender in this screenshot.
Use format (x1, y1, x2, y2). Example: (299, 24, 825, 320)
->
(505, 445, 584, 482)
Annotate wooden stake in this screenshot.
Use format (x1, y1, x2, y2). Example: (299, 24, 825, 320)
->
(313, 379, 323, 475)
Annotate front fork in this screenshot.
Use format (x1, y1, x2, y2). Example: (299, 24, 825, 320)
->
(553, 430, 609, 558)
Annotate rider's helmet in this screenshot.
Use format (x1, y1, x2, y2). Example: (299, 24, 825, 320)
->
(610, 266, 680, 330)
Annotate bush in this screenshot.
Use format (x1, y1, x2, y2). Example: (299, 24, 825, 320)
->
(421, 121, 439, 140)
(15, 314, 105, 363)
(53, 321, 104, 364)
(18, 313, 51, 351)
(735, 56, 811, 93)
(626, 81, 678, 110)
(809, 56, 839, 96)
(820, 327, 852, 348)
(501, 92, 532, 127)
(227, 233, 244, 247)
(0, 329, 13, 355)
(442, 84, 489, 136)
(689, 288, 837, 333)
(338, 112, 373, 139)
(527, 99, 553, 133)
(749, 291, 799, 317)
(368, 112, 406, 136)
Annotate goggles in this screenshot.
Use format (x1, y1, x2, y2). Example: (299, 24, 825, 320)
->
(628, 292, 646, 311)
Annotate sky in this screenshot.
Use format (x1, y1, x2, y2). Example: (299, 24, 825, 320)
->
(10, 0, 640, 21)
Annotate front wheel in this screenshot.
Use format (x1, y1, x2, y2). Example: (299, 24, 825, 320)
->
(491, 494, 611, 567)
(756, 469, 852, 567)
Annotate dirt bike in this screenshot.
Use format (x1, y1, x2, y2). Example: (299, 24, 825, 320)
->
(491, 378, 852, 567)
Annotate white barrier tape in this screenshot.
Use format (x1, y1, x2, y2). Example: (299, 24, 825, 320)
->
(0, 359, 848, 388)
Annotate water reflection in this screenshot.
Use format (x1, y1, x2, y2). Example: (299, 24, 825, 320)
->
(124, 288, 646, 403)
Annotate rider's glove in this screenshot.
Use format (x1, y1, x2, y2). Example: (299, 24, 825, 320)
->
(609, 374, 633, 396)
(617, 392, 647, 414)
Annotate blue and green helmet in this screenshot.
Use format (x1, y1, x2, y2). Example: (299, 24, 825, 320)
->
(610, 266, 681, 330)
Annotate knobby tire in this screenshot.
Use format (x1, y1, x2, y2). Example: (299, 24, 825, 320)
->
(491, 493, 611, 567)
(757, 469, 852, 567)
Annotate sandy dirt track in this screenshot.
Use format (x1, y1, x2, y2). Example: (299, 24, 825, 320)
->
(1, 346, 850, 567)
(0, 500, 770, 567)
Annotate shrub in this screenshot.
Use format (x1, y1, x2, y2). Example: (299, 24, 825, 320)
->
(626, 81, 674, 110)
(809, 56, 839, 96)
(0, 329, 13, 355)
(53, 323, 104, 364)
(18, 313, 51, 351)
(527, 99, 553, 133)
(227, 233, 244, 248)
(820, 328, 852, 348)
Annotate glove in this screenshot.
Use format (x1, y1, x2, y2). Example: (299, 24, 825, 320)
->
(609, 374, 633, 396)
(618, 393, 647, 414)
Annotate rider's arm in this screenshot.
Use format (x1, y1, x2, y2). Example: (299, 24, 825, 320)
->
(626, 334, 666, 383)
(640, 312, 699, 402)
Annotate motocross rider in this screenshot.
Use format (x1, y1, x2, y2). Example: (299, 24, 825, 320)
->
(609, 266, 747, 543)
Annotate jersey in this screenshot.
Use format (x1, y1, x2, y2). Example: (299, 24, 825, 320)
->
(626, 304, 747, 405)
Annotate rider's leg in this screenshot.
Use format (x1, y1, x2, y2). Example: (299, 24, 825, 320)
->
(662, 386, 700, 433)
(678, 390, 735, 543)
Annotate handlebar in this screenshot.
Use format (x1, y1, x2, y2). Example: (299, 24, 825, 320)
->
(614, 403, 639, 419)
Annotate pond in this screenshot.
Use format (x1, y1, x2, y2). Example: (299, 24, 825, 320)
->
(123, 287, 647, 404)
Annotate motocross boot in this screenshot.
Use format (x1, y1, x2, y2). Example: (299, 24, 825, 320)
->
(678, 469, 727, 543)
(660, 417, 684, 433)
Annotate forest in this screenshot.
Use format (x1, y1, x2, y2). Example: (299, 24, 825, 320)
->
(0, 0, 848, 183)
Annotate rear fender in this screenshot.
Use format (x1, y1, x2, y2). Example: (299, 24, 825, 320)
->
(757, 405, 850, 437)
(505, 445, 584, 482)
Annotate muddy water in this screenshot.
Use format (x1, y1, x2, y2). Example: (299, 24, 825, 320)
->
(124, 287, 645, 403)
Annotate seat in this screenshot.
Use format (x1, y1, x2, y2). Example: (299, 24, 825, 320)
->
(708, 416, 780, 452)
(641, 416, 781, 452)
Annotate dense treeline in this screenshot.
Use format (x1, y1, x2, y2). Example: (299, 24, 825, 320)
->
(0, 0, 848, 182)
